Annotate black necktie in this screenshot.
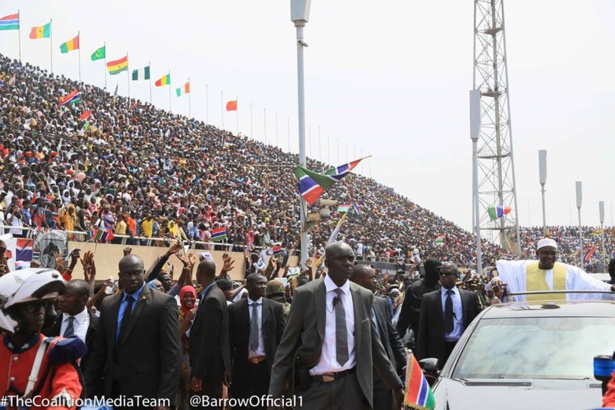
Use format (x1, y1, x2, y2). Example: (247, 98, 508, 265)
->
(444, 290, 454, 333)
(63, 316, 75, 337)
(334, 288, 349, 366)
(119, 295, 135, 342)
(250, 302, 260, 351)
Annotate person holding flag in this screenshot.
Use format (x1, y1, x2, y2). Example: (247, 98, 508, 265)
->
(492, 238, 615, 301)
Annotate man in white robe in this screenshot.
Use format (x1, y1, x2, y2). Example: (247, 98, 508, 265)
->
(493, 238, 615, 301)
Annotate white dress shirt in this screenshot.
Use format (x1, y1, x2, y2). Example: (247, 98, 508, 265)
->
(247, 297, 266, 358)
(440, 287, 463, 342)
(310, 276, 356, 375)
(60, 308, 90, 342)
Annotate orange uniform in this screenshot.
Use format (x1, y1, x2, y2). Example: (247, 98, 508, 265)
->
(0, 333, 82, 410)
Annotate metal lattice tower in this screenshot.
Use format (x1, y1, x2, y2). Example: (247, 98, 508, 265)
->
(473, 0, 521, 251)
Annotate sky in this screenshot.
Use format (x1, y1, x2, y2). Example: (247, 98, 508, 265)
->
(2, 0, 615, 235)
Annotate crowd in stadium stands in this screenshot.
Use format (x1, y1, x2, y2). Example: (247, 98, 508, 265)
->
(0, 54, 613, 272)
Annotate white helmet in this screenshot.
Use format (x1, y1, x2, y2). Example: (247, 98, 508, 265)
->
(0, 268, 66, 333)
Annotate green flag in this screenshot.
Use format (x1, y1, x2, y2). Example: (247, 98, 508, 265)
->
(91, 45, 106, 61)
(176, 88, 181, 97)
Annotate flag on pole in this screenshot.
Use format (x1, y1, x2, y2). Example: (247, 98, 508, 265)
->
(58, 90, 81, 107)
(226, 100, 237, 111)
(583, 246, 596, 262)
(327, 213, 348, 245)
(184, 82, 190, 94)
(487, 204, 511, 221)
(403, 351, 436, 410)
(29, 22, 51, 39)
(79, 110, 91, 121)
(353, 202, 361, 216)
(294, 158, 364, 205)
(59, 34, 80, 53)
(155, 74, 171, 87)
(212, 227, 227, 242)
(131, 66, 150, 80)
(91, 45, 106, 61)
(0, 13, 19, 31)
(176, 88, 182, 97)
(435, 234, 445, 246)
(107, 56, 128, 75)
(337, 204, 350, 213)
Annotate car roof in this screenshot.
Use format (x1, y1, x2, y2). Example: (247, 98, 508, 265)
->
(480, 299, 615, 319)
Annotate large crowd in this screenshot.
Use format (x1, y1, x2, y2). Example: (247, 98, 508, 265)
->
(0, 54, 613, 272)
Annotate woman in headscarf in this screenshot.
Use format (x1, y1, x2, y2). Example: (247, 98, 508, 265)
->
(177, 285, 197, 410)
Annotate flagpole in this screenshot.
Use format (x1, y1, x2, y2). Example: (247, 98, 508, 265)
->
(205, 84, 209, 124)
(103, 42, 107, 90)
(221, 91, 224, 129)
(49, 19, 53, 74)
(235, 97, 239, 135)
(168, 69, 172, 112)
(126, 52, 130, 100)
(78, 31, 82, 83)
(17, 10, 21, 62)
(188, 77, 191, 118)
(149, 61, 152, 103)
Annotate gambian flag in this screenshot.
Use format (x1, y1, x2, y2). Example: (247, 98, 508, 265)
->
(404, 351, 436, 410)
(0, 13, 19, 31)
(107, 55, 128, 75)
(29, 22, 51, 39)
(155, 74, 171, 87)
(487, 204, 511, 222)
(337, 204, 350, 213)
(294, 158, 364, 205)
(16, 238, 33, 262)
(212, 227, 227, 242)
(353, 202, 361, 216)
(583, 246, 596, 262)
(58, 89, 81, 107)
(60, 34, 80, 53)
(272, 246, 283, 256)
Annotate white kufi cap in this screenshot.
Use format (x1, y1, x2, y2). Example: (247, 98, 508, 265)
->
(537, 238, 558, 250)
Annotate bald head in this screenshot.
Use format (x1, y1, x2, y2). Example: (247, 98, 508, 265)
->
(119, 254, 144, 272)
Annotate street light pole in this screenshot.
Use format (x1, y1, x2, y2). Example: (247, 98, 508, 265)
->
(291, 0, 311, 266)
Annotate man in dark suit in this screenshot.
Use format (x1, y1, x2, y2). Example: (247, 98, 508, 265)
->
(351, 264, 407, 410)
(49, 279, 99, 374)
(84, 254, 181, 409)
(269, 242, 404, 409)
(417, 262, 481, 369)
(228, 273, 285, 409)
(189, 260, 231, 409)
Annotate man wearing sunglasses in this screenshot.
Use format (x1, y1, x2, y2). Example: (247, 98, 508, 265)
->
(416, 262, 481, 369)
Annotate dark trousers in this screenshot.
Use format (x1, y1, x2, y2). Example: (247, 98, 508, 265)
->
(190, 377, 223, 410)
(297, 372, 369, 410)
(230, 361, 269, 410)
(373, 372, 394, 410)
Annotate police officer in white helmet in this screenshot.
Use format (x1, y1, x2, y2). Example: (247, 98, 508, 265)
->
(0, 268, 86, 409)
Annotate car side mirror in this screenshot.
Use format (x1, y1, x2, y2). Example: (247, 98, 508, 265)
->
(419, 358, 440, 387)
(594, 354, 615, 396)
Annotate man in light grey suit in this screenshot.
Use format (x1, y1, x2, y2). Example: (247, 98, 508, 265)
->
(268, 242, 404, 409)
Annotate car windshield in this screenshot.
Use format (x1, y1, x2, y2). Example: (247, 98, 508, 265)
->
(452, 316, 615, 379)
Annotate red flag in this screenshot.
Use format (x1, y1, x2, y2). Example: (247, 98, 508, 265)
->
(226, 100, 237, 111)
(79, 110, 91, 121)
